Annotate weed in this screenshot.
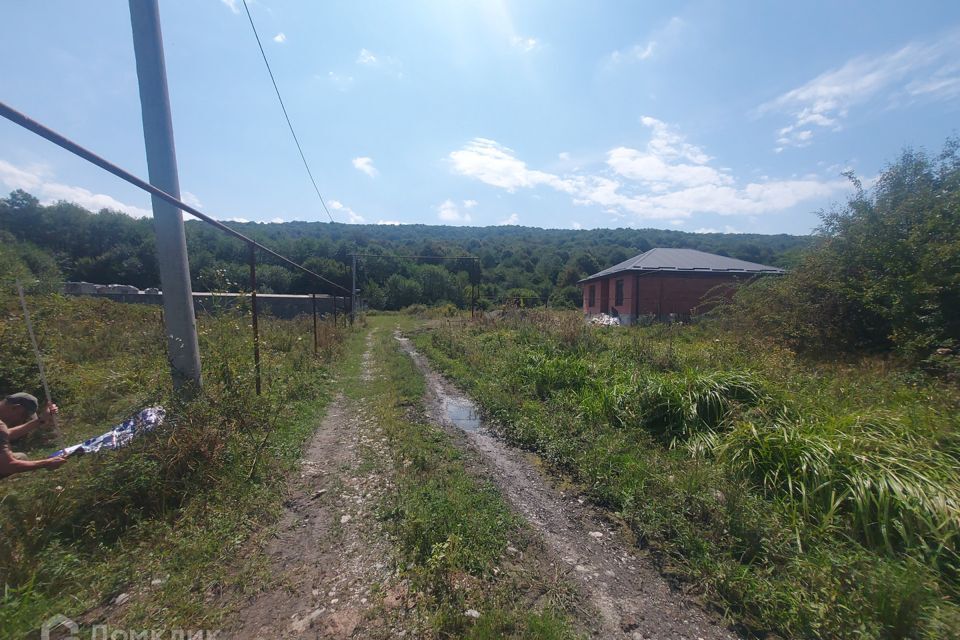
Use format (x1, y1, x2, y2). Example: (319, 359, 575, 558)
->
(414, 310, 960, 639)
(367, 317, 580, 638)
(0, 294, 346, 637)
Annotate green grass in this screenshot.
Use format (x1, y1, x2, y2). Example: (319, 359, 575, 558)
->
(363, 316, 580, 638)
(0, 294, 353, 637)
(414, 309, 960, 639)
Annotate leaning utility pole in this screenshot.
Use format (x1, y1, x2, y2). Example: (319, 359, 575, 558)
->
(129, 0, 202, 393)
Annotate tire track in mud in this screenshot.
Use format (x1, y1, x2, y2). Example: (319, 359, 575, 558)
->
(397, 333, 741, 640)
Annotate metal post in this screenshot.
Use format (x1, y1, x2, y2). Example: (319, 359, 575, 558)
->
(129, 0, 202, 393)
(350, 254, 357, 325)
(472, 260, 480, 319)
(249, 245, 262, 395)
(311, 293, 318, 356)
(333, 295, 338, 326)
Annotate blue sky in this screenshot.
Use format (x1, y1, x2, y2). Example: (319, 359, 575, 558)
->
(1, 1, 958, 234)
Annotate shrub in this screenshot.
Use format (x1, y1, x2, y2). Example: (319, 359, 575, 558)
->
(722, 138, 960, 360)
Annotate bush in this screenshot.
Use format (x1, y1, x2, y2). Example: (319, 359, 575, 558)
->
(723, 138, 960, 360)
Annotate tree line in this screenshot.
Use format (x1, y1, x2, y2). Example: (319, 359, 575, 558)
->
(0, 188, 808, 310)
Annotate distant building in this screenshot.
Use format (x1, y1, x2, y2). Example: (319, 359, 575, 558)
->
(579, 248, 784, 324)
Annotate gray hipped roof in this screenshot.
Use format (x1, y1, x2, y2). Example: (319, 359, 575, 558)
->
(580, 248, 785, 282)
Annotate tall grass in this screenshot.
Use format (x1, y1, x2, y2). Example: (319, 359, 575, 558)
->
(414, 310, 960, 638)
(720, 413, 959, 574)
(0, 293, 346, 636)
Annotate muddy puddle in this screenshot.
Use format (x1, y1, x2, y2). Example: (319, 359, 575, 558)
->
(440, 394, 482, 432)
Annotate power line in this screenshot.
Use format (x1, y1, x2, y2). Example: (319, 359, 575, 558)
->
(240, 0, 334, 223)
(0, 100, 350, 294)
(349, 253, 480, 260)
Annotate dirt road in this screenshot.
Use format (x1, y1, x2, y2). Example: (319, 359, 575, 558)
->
(223, 333, 411, 639)
(398, 333, 740, 640)
(223, 325, 740, 639)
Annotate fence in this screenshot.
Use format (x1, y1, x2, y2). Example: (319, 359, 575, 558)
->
(0, 100, 353, 395)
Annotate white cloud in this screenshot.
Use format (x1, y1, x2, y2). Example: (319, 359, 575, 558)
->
(224, 217, 249, 223)
(511, 36, 539, 53)
(607, 117, 728, 190)
(376, 219, 404, 225)
(326, 71, 354, 92)
(462, 199, 478, 209)
(356, 48, 377, 65)
(498, 213, 520, 225)
(181, 191, 202, 209)
(571, 221, 582, 230)
(449, 138, 574, 193)
(605, 17, 683, 67)
(273, 32, 286, 43)
(0, 159, 151, 218)
(448, 117, 850, 223)
(761, 30, 960, 149)
(610, 41, 655, 64)
(220, 0, 240, 14)
(351, 157, 378, 178)
(270, 217, 284, 224)
(437, 199, 472, 224)
(907, 71, 960, 99)
(328, 199, 365, 224)
(354, 48, 403, 79)
(694, 225, 740, 234)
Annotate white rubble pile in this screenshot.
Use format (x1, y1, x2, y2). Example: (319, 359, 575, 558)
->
(589, 313, 621, 326)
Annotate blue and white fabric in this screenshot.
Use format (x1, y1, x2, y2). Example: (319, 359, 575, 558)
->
(49, 406, 166, 457)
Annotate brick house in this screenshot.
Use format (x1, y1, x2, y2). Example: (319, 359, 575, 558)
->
(579, 248, 784, 324)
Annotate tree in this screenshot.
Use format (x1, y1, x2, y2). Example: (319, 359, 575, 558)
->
(384, 274, 422, 310)
(729, 138, 960, 357)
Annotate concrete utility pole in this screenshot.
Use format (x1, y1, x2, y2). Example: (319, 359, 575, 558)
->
(129, 0, 202, 392)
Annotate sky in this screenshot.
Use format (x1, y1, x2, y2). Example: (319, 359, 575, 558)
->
(1, 1, 958, 235)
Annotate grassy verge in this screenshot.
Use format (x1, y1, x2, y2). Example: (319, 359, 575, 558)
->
(362, 316, 580, 639)
(413, 310, 960, 639)
(0, 294, 355, 637)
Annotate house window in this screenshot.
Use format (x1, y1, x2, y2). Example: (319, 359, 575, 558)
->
(588, 285, 596, 307)
(615, 279, 624, 306)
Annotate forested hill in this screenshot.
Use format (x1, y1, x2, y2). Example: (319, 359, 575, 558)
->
(1, 189, 811, 309)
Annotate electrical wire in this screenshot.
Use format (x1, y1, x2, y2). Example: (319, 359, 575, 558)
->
(0, 100, 350, 294)
(240, 0, 335, 223)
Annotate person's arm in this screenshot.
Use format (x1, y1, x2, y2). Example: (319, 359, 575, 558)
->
(7, 402, 58, 441)
(0, 449, 67, 476)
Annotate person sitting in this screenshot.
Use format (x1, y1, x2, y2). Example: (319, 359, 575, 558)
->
(0, 392, 67, 477)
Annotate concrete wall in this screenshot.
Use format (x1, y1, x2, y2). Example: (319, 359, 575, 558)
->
(65, 291, 349, 320)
